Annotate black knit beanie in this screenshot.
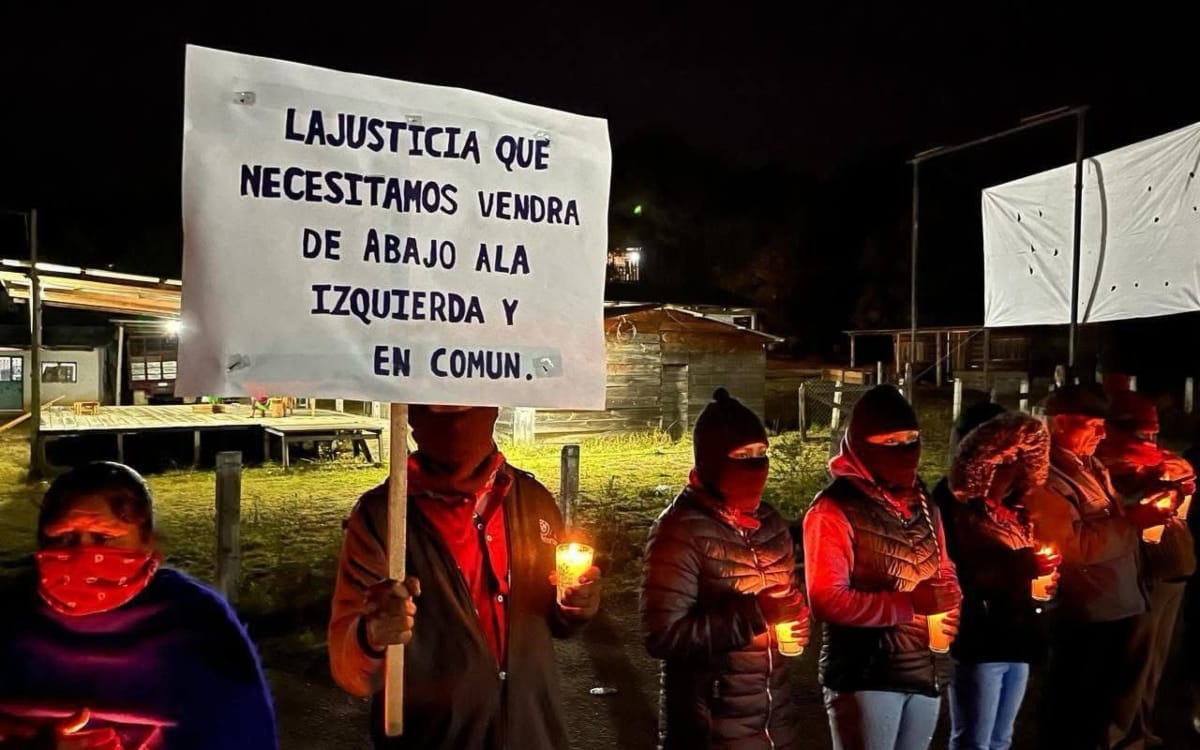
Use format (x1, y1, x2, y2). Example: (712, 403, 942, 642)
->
(1042, 385, 1109, 419)
(693, 388, 767, 469)
(847, 385, 919, 442)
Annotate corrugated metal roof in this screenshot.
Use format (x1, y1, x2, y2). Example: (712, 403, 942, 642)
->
(0, 260, 180, 318)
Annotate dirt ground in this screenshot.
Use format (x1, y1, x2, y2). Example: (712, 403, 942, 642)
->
(266, 589, 1200, 749)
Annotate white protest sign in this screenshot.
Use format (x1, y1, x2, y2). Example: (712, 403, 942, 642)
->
(178, 46, 611, 409)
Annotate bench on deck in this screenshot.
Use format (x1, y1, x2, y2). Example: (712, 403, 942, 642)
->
(263, 425, 385, 469)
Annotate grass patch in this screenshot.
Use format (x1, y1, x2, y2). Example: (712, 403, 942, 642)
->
(0, 391, 958, 623)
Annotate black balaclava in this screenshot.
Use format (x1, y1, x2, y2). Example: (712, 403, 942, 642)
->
(409, 406, 500, 490)
(692, 388, 769, 512)
(847, 385, 922, 491)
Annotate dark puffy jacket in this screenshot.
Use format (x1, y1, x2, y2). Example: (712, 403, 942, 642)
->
(814, 478, 953, 696)
(1025, 447, 1147, 624)
(935, 412, 1052, 665)
(640, 489, 799, 750)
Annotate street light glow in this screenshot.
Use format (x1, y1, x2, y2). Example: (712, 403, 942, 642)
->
(165, 320, 183, 336)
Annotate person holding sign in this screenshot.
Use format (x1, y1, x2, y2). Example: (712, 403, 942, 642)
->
(1095, 390, 1196, 748)
(0, 463, 278, 750)
(935, 412, 1059, 750)
(1024, 387, 1170, 750)
(640, 388, 809, 749)
(803, 385, 960, 750)
(329, 405, 600, 749)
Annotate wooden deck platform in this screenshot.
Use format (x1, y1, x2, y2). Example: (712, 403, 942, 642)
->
(36, 404, 386, 470)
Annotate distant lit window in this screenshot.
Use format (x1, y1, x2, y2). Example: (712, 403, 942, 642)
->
(0, 356, 21, 382)
(41, 361, 77, 384)
(607, 247, 643, 282)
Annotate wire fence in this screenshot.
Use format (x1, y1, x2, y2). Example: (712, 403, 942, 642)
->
(798, 380, 876, 447)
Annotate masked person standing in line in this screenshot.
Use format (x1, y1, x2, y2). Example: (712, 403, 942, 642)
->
(641, 388, 809, 750)
(804, 385, 961, 750)
(329, 406, 601, 750)
(1095, 390, 1196, 748)
(1025, 387, 1172, 750)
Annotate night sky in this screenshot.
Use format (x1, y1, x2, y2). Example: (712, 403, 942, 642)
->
(3, 5, 1198, 348)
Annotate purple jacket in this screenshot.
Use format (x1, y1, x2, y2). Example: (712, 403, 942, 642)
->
(0, 568, 277, 749)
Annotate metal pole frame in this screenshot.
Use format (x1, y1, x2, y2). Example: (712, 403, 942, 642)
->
(29, 210, 41, 477)
(908, 106, 1089, 391)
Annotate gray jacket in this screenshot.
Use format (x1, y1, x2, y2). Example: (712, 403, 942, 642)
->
(1026, 448, 1147, 624)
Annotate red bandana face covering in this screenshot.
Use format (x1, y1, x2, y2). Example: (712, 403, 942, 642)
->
(36, 546, 161, 616)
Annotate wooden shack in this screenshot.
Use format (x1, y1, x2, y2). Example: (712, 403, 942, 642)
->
(497, 305, 779, 443)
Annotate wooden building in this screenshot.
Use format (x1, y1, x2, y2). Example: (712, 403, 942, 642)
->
(497, 305, 779, 443)
(843, 325, 1089, 395)
(0, 326, 112, 412)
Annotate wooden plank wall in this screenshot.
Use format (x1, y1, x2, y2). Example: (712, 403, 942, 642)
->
(498, 334, 665, 443)
(685, 350, 766, 427)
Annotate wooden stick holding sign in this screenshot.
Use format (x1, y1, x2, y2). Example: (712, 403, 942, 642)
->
(385, 403, 409, 737)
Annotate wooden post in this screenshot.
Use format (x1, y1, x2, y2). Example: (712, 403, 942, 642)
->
(798, 384, 807, 440)
(335, 398, 345, 413)
(876, 361, 884, 386)
(982, 329, 992, 395)
(1019, 379, 1030, 413)
(831, 379, 844, 431)
(935, 332, 944, 388)
(904, 362, 914, 403)
(385, 403, 409, 737)
(513, 407, 536, 446)
(1186, 377, 1194, 415)
(116, 433, 125, 464)
(115, 324, 125, 406)
(1128, 375, 1138, 392)
(953, 378, 964, 422)
(215, 451, 242, 603)
(29, 209, 42, 478)
(193, 430, 202, 467)
(559, 445, 580, 527)
(849, 335, 857, 370)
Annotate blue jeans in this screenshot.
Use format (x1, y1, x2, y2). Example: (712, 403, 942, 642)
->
(949, 662, 1030, 750)
(824, 689, 941, 750)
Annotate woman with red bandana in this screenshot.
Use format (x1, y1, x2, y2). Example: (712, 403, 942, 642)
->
(329, 405, 600, 750)
(803, 385, 961, 750)
(1095, 390, 1196, 748)
(641, 388, 809, 749)
(0, 462, 277, 750)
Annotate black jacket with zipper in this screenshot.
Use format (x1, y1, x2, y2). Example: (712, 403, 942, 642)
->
(329, 466, 581, 750)
(640, 488, 800, 750)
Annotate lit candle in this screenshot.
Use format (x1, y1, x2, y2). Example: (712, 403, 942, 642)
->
(926, 611, 952, 654)
(555, 542, 594, 605)
(1177, 494, 1192, 521)
(774, 621, 804, 657)
(1031, 546, 1057, 602)
(1141, 494, 1174, 544)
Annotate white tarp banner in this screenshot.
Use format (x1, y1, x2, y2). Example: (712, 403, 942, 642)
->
(982, 121, 1200, 328)
(178, 46, 611, 409)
